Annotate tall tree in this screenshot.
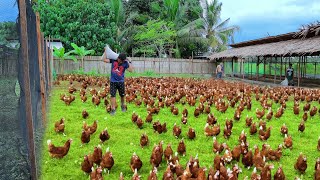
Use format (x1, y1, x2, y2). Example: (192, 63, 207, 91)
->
(33, 0, 117, 54)
(179, 0, 239, 53)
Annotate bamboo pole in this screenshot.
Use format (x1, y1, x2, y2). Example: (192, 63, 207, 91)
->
(315, 62, 317, 79)
(19, 0, 37, 179)
(256, 57, 259, 80)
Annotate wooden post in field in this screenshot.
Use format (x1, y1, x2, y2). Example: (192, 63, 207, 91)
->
(298, 56, 300, 87)
(19, 0, 37, 179)
(36, 12, 46, 126)
(274, 57, 277, 84)
(280, 56, 283, 80)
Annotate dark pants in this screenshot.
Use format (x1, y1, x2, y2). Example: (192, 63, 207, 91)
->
(217, 72, 222, 79)
(110, 82, 125, 97)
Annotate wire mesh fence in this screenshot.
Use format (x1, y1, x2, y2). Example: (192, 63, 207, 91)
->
(0, 0, 50, 179)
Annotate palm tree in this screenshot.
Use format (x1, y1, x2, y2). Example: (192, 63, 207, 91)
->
(178, 0, 239, 53)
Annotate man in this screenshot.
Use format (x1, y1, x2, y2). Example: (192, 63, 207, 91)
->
(286, 63, 294, 86)
(102, 49, 133, 115)
(216, 62, 223, 79)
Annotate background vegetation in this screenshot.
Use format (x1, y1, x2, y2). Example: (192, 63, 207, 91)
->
(33, 0, 238, 58)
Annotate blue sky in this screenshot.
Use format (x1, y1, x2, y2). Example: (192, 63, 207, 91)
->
(0, 0, 18, 22)
(217, 0, 320, 43)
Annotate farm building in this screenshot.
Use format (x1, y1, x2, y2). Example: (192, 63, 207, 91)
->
(209, 23, 320, 87)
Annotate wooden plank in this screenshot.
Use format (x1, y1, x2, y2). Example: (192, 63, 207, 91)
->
(19, 0, 37, 179)
(36, 12, 46, 126)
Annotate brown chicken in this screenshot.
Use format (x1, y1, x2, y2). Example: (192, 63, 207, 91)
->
(302, 111, 308, 121)
(250, 122, 257, 135)
(145, 112, 153, 123)
(177, 139, 186, 156)
(239, 130, 247, 143)
(162, 165, 174, 180)
(181, 115, 188, 124)
(204, 123, 220, 136)
(131, 169, 141, 180)
(100, 147, 114, 174)
(274, 166, 285, 180)
(283, 134, 293, 149)
(130, 152, 143, 172)
(54, 118, 65, 134)
(294, 152, 307, 173)
(213, 136, 225, 153)
(140, 132, 149, 148)
(231, 144, 241, 162)
(253, 145, 265, 170)
(82, 109, 89, 119)
(81, 129, 91, 144)
(150, 144, 162, 169)
(47, 139, 72, 158)
(99, 128, 110, 143)
(303, 103, 311, 112)
(261, 164, 274, 180)
(266, 108, 273, 120)
(81, 155, 93, 173)
(268, 144, 282, 161)
(83, 120, 98, 135)
(310, 106, 318, 117)
(187, 127, 196, 139)
(293, 104, 300, 115)
(250, 167, 261, 180)
(280, 124, 288, 135)
(147, 167, 157, 180)
(298, 120, 305, 133)
(207, 113, 217, 125)
(90, 145, 103, 165)
(259, 126, 272, 141)
(164, 144, 173, 161)
(182, 107, 188, 117)
(90, 166, 103, 180)
(81, 95, 88, 103)
(173, 123, 182, 138)
(194, 107, 200, 117)
(256, 108, 265, 119)
(242, 150, 253, 168)
(245, 115, 253, 127)
(132, 112, 138, 122)
(134, 116, 143, 129)
(315, 158, 320, 180)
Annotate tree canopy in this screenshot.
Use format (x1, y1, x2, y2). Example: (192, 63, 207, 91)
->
(34, 0, 238, 57)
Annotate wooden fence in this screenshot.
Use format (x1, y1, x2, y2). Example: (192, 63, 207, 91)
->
(53, 56, 216, 76)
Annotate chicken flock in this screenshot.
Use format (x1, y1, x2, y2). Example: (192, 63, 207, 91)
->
(48, 74, 320, 180)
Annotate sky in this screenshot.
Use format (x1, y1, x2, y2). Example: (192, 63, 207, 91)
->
(0, 0, 18, 22)
(216, 0, 320, 43)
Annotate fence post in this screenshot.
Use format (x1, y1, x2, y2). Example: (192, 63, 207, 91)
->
(19, 0, 37, 179)
(36, 12, 47, 126)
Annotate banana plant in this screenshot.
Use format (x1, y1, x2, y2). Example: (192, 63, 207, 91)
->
(70, 43, 95, 69)
(53, 46, 76, 74)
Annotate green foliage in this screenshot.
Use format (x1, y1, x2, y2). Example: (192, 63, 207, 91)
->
(53, 46, 77, 74)
(33, 0, 117, 55)
(0, 22, 18, 47)
(53, 47, 76, 62)
(70, 43, 94, 58)
(133, 20, 176, 57)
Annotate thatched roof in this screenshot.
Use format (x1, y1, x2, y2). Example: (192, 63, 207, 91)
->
(209, 22, 320, 60)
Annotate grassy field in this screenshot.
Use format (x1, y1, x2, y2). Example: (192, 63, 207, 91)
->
(41, 76, 320, 180)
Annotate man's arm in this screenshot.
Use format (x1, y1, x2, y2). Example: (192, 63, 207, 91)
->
(101, 49, 110, 63)
(126, 59, 134, 72)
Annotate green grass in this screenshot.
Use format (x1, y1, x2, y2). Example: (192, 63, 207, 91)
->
(41, 76, 320, 180)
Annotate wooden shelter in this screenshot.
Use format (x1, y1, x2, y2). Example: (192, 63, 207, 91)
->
(209, 22, 320, 87)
